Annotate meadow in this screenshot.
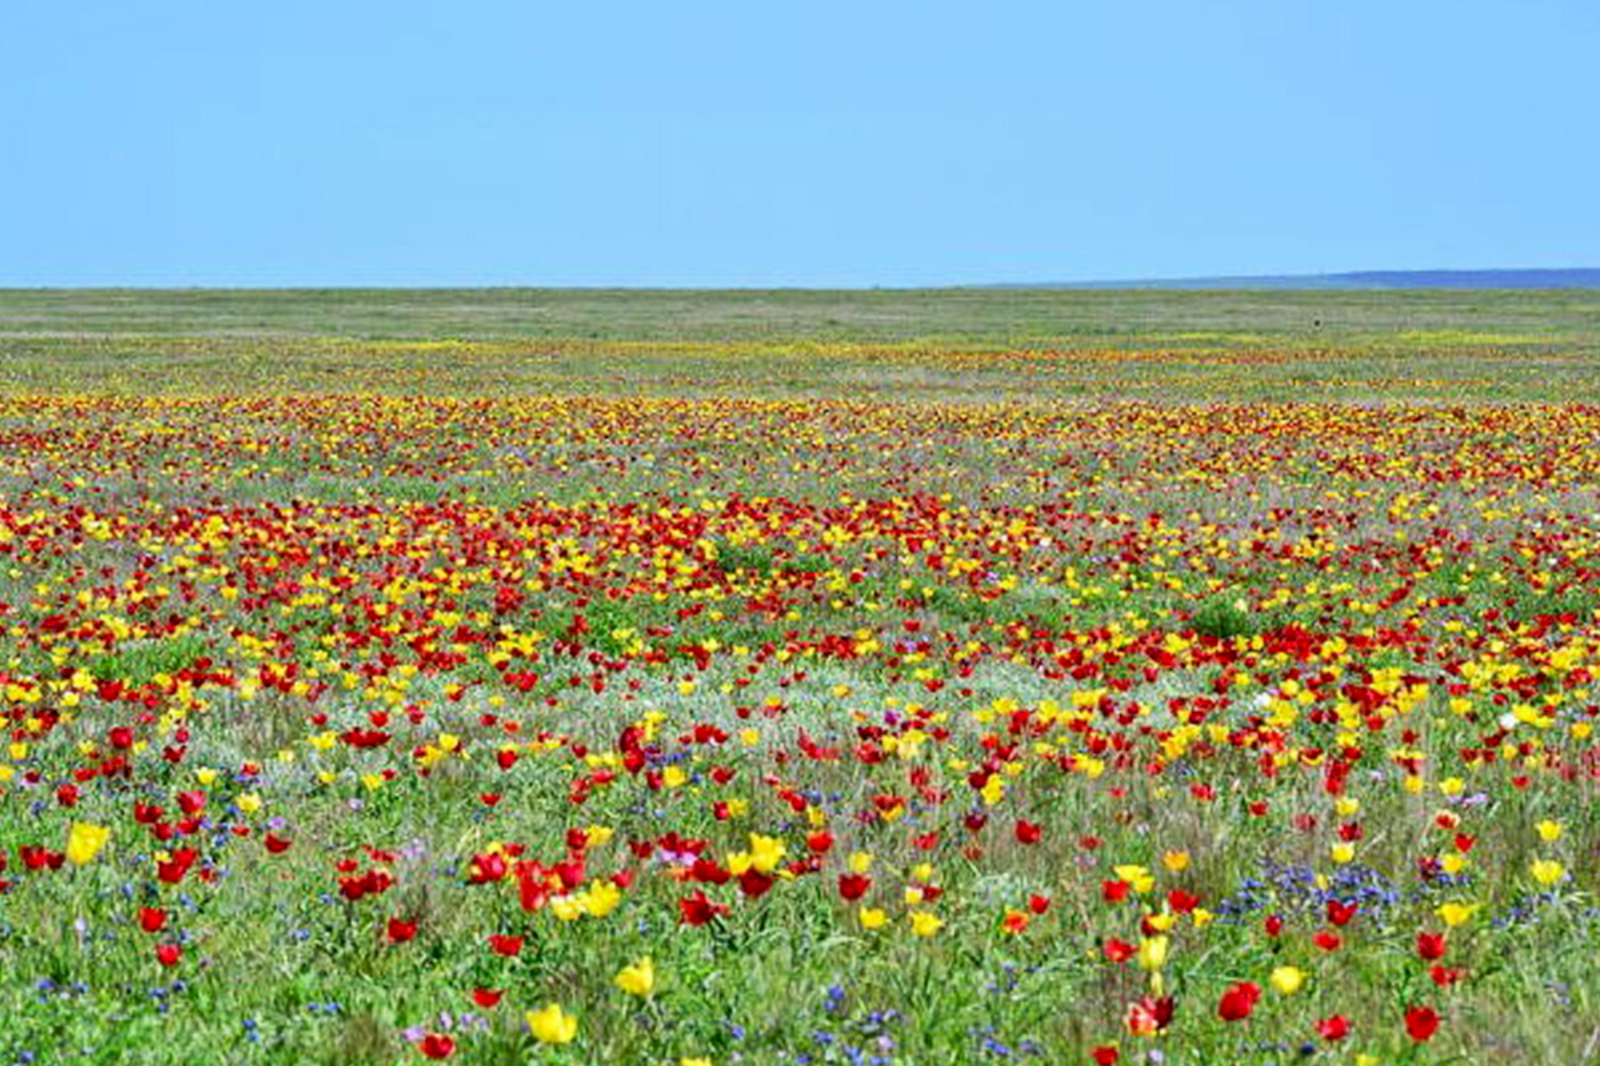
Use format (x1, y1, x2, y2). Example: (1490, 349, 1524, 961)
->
(1, 288, 1599, 1065)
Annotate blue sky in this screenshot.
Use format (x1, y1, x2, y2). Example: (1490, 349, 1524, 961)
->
(3, 1, 1598, 286)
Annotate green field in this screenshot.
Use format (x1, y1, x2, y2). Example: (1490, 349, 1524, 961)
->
(1, 290, 1598, 1065)
(3, 287, 1599, 339)
(3, 287, 1600, 403)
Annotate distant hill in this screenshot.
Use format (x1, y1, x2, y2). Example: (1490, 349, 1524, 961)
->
(1006, 268, 1600, 290)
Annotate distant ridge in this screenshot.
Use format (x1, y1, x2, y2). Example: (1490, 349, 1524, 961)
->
(1000, 268, 1600, 290)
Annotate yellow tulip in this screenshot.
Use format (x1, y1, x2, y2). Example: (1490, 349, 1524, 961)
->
(858, 907, 888, 930)
(526, 1003, 578, 1044)
(580, 880, 622, 918)
(1136, 936, 1169, 971)
(748, 833, 785, 874)
(65, 822, 110, 866)
(1269, 966, 1305, 995)
(1531, 859, 1565, 887)
(614, 957, 655, 997)
(1435, 901, 1479, 927)
(1113, 865, 1156, 894)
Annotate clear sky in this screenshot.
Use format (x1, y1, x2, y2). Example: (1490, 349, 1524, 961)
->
(3, 1, 1598, 287)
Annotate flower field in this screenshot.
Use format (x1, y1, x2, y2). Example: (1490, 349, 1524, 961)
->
(2, 301, 1599, 1065)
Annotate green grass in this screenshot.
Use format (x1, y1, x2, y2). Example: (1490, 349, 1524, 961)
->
(3, 288, 1598, 402)
(86, 635, 210, 686)
(2, 287, 1597, 343)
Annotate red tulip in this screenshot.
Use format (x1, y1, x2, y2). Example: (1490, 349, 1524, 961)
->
(1103, 938, 1136, 963)
(1416, 931, 1447, 960)
(1316, 1015, 1350, 1042)
(679, 889, 729, 926)
(1124, 994, 1175, 1035)
(487, 934, 524, 957)
(1217, 981, 1261, 1022)
(417, 1032, 456, 1059)
(1325, 900, 1358, 926)
(1405, 1005, 1440, 1042)
(838, 874, 872, 901)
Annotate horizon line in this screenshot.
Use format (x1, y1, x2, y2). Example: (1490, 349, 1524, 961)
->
(3, 266, 1600, 293)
